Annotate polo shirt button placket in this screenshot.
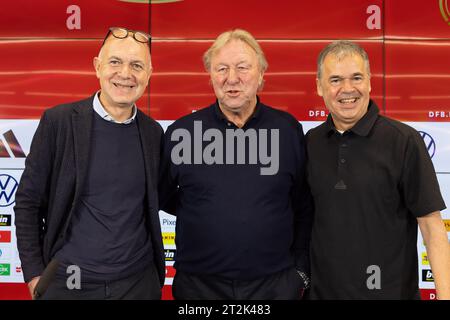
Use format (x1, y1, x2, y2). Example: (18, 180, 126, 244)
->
(338, 137, 348, 167)
(336, 135, 348, 190)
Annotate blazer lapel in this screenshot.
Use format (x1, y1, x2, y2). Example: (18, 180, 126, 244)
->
(72, 96, 94, 203)
(137, 111, 157, 210)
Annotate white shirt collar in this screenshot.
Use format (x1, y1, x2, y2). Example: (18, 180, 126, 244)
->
(93, 91, 137, 124)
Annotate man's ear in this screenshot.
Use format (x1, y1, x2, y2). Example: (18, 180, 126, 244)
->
(147, 65, 153, 81)
(143, 67, 152, 87)
(93, 57, 101, 79)
(316, 78, 323, 97)
(257, 72, 265, 90)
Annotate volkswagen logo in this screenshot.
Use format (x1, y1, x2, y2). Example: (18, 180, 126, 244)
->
(418, 131, 436, 159)
(0, 174, 19, 207)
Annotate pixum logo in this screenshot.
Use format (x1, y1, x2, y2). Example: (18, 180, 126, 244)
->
(418, 131, 436, 159)
(440, 0, 450, 25)
(0, 174, 19, 207)
(171, 121, 279, 175)
(0, 130, 26, 158)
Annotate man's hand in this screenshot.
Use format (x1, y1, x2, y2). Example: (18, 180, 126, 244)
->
(418, 211, 450, 300)
(28, 276, 41, 299)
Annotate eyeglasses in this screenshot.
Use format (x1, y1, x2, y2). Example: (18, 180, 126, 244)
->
(102, 27, 151, 46)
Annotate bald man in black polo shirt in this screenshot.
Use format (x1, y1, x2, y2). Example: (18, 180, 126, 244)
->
(306, 40, 450, 299)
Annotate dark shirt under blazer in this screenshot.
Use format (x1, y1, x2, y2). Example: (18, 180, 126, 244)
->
(14, 94, 165, 286)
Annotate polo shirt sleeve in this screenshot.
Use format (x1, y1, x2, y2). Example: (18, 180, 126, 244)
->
(400, 130, 446, 217)
(291, 122, 314, 275)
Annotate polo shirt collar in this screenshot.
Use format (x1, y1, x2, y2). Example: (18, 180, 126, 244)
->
(213, 96, 262, 124)
(350, 100, 379, 136)
(325, 99, 379, 137)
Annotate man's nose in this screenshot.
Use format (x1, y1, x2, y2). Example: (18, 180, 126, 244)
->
(341, 78, 354, 92)
(226, 68, 239, 84)
(119, 64, 132, 78)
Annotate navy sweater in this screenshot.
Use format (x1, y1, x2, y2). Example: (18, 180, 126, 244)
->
(56, 112, 152, 282)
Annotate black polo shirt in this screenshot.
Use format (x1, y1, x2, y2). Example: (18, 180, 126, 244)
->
(160, 98, 313, 280)
(306, 100, 446, 299)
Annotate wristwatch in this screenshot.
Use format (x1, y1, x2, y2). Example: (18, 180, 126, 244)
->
(296, 270, 310, 289)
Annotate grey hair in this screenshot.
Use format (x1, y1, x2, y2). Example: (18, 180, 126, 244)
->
(203, 29, 268, 73)
(317, 40, 371, 79)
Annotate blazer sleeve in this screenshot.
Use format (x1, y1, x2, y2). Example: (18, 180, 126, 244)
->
(14, 110, 55, 283)
(158, 124, 179, 216)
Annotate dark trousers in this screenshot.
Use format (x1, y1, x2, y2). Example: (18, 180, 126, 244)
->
(173, 267, 304, 300)
(38, 263, 161, 300)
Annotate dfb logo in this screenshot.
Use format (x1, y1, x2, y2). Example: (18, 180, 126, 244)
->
(418, 131, 436, 159)
(0, 175, 19, 207)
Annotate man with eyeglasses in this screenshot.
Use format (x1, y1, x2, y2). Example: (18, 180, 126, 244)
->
(14, 27, 165, 300)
